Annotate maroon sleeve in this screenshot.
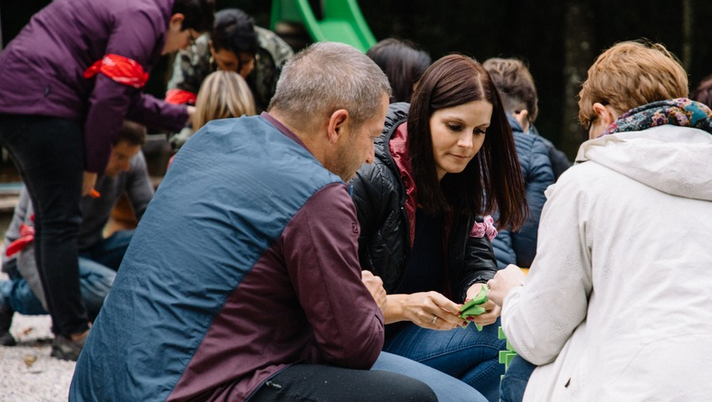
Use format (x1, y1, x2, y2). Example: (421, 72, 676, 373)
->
(82, 8, 187, 173)
(125, 92, 189, 133)
(280, 183, 384, 369)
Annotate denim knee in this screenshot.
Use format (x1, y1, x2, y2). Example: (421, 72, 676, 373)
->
(500, 354, 536, 402)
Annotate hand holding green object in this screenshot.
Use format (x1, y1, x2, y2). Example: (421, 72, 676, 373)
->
(459, 285, 489, 331)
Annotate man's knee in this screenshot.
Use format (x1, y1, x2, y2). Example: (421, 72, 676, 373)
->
(383, 374, 438, 402)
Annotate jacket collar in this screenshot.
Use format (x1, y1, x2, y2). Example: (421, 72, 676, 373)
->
(389, 123, 418, 245)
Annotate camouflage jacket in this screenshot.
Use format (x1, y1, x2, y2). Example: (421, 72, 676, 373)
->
(166, 26, 294, 112)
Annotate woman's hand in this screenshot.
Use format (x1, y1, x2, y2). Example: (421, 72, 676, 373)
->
(464, 283, 501, 327)
(386, 292, 464, 330)
(82, 171, 97, 197)
(487, 264, 527, 307)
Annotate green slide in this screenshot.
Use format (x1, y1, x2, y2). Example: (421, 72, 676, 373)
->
(271, 0, 377, 53)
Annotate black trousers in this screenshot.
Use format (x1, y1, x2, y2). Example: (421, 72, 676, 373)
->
(0, 114, 88, 336)
(249, 363, 437, 402)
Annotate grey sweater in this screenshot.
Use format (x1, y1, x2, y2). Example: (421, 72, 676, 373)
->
(2, 151, 154, 269)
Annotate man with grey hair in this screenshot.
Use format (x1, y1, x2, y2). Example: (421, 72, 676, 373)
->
(69, 42, 486, 402)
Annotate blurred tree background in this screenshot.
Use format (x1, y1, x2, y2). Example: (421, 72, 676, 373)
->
(3, 0, 712, 160)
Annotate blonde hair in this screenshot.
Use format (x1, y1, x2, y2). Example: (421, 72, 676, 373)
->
(578, 40, 689, 129)
(193, 70, 256, 130)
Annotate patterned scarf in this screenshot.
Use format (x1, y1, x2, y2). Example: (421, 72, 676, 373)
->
(603, 98, 712, 136)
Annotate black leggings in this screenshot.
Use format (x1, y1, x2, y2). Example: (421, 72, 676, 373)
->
(0, 114, 88, 336)
(249, 364, 437, 402)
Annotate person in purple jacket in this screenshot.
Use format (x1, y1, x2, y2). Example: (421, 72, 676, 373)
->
(0, 0, 214, 361)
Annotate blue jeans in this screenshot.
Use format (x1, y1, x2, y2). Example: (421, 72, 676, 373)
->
(384, 319, 505, 401)
(0, 114, 86, 336)
(372, 351, 487, 402)
(500, 354, 536, 402)
(1, 231, 133, 320)
(80, 230, 134, 272)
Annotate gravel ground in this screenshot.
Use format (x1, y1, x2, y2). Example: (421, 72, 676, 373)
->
(0, 266, 76, 403)
(0, 313, 75, 402)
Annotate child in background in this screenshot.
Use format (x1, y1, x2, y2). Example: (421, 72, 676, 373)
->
(483, 58, 555, 270)
(170, 71, 256, 151)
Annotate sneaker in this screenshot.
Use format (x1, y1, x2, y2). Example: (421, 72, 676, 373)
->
(0, 297, 16, 347)
(50, 331, 88, 361)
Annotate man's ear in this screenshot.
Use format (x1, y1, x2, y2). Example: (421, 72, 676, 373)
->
(593, 102, 618, 128)
(512, 109, 529, 131)
(327, 109, 349, 143)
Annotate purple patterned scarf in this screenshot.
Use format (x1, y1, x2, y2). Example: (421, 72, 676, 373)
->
(602, 98, 712, 136)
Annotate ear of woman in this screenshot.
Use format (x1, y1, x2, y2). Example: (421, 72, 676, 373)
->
(589, 102, 621, 139)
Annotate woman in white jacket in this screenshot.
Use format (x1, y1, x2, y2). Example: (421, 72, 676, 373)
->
(488, 40, 712, 401)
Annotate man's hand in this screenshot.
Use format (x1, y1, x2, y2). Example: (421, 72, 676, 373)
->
(362, 270, 387, 314)
(82, 171, 97, 197)
(487, 264, 527, 307)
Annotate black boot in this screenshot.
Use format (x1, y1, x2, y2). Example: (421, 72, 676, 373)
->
(0, 296, 16, 346)
(50, 332, 88, 361)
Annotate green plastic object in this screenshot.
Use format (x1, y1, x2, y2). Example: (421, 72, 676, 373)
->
(459, 285, 489, 331)
(498, 326, 519, 372)
(499, 325, 519, 388)
(271, 0, 377, 53)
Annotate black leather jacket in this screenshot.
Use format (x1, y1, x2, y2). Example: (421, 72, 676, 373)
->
(351, 103, 498, 302)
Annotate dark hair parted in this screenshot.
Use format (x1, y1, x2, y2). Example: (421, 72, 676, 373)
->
(117, 120, 146, 147)
(407, 54, 527, 230)
(211, 9, 258, 56)
(172, 0, 215, 33)
(367, 38, 432, 103)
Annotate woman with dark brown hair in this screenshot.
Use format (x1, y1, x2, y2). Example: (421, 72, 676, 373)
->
(351, 54, 527, 401)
